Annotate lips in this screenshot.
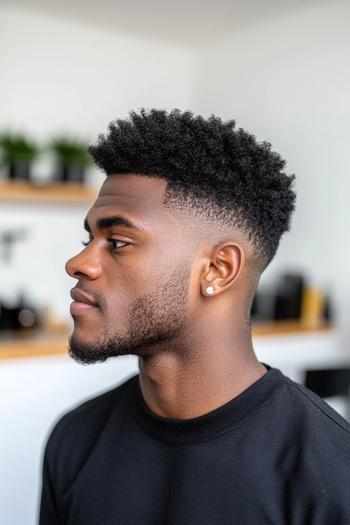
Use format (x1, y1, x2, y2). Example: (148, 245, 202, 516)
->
(70, 288, 98, 307)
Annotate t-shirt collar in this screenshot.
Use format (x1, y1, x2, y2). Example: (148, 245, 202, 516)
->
(134, 362, 285, 445)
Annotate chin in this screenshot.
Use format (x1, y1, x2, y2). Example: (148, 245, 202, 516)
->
(69, 329, 94, 345)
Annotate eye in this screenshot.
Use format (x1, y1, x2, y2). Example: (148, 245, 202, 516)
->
(109, 239, 128, 250)
(81, 239, 128, 250)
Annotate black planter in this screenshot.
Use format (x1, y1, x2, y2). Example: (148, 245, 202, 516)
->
(8, 161, 31, 181)
(0, 298, 40, 333)
(57, 164, 86, 184)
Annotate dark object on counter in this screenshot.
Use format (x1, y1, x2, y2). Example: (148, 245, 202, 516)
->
(273, 273, 305, 320)
(323, 294, 333, 322)
(250, 293, 258, 317)
(250, 287, 281, 322)
(305, 368, 350, 399)
(0, 293, 40, 333)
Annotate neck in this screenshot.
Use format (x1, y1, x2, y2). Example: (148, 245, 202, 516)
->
(138, 324, 267, 420)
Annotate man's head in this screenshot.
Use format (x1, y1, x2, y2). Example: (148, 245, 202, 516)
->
(65, 109, 296, 364)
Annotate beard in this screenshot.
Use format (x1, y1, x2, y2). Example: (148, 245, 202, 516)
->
(68, 263, 191, 365)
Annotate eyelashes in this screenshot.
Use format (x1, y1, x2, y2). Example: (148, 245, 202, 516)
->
(81, 239, 128, 250)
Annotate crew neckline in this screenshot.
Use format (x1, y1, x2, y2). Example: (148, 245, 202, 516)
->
(134, 363, 286, 445)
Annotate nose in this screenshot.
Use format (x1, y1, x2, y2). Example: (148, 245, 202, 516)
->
(65, 246, 101, 280)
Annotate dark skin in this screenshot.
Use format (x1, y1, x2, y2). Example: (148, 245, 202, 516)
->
(65, 173, 267, 419)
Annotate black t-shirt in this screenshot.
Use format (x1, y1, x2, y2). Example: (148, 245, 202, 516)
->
(38, 363, 350, 524)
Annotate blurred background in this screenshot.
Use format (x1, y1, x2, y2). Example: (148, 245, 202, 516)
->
(0, 0, 350, 523)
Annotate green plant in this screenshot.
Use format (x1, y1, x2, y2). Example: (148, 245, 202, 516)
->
(49, 136, 92, 167)
(0, 132, 39, 164)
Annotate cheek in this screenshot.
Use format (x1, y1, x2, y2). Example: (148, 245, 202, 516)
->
(105, 244, 173, 305)
(127, 254, 163, 294)
(104, 269, 140, 315)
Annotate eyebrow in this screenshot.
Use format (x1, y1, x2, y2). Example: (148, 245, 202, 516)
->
(83, 215, 142, 233)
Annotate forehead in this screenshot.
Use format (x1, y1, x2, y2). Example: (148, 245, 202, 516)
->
(86, 173, 174, 233)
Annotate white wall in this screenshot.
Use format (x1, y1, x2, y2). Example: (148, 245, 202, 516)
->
(0, 5, 196, 320)
(193, 1, 350, 350)
(0, 5, 195, 142)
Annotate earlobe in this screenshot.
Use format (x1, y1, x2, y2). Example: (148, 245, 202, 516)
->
(201, 284, 216, 297)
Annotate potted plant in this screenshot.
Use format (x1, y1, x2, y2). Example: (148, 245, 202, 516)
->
(0, 132, 39, 181)
(49, 136, 92, 184)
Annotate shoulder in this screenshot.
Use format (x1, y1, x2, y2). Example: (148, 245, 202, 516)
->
(42, 373, 139, 495)
(48, 372, 139, 441)
(272, 375, 350, 517)
(283, 376, 350, 441)
(269, 373, 350, 480)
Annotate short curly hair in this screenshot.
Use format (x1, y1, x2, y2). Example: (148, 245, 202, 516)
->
(89, 108, 296, 269)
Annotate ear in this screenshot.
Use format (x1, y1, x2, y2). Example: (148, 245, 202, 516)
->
(201, 242, 245, 297)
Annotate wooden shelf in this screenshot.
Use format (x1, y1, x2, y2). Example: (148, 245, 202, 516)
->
(252, 320, 332, 336)
(0, 332, 69, 360)
(0, 180, 98, 204)
(0, 321, 333, 361)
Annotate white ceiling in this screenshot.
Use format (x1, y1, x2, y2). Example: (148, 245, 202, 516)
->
(1, 0, 317, 47)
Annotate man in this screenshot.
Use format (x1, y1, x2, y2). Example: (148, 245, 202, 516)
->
(39, 109, 350, 524)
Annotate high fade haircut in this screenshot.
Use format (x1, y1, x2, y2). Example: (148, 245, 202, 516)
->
(89, 108, 296, 270)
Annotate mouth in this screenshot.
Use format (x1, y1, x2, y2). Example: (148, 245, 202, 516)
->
(70, 301, 99, 316)
(69, 287, 99, 316)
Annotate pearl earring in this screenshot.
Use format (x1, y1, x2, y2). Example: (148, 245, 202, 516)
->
(206, 286, 215, 295)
